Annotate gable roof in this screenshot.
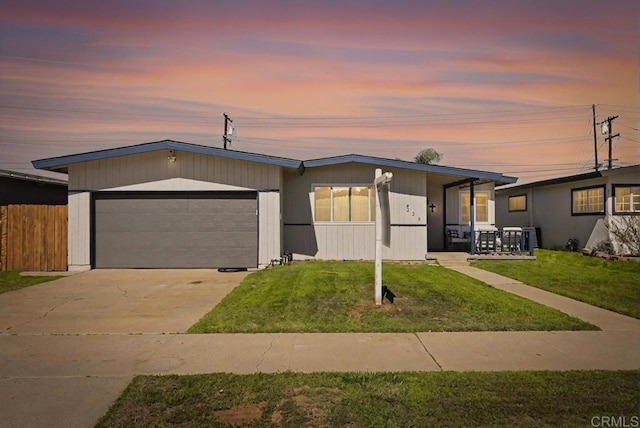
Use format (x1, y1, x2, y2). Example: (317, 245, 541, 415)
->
(303, 154, 517, 186)
(32, 139, 517, 185)
(496, 164, 640, 192)
(32, 139, 302, 172)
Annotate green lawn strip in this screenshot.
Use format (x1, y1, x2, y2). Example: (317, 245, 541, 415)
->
(189, 260, 595, 333)
(96, 370, 640, 427)
(0, 271, 63, 294)
(472, 249, 640, 319)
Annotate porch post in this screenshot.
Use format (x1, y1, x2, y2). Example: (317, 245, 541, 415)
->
(470, 181, 476, 255)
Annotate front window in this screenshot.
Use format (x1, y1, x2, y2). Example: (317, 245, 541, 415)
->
(508, 195, 527, 212)
(314, 185, 376, 222)
(572, 186, 604, 215)
(614, 185, 640, 214)
(460, 191, 489, 223)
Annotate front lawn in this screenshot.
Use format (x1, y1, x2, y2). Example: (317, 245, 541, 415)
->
(97, 370, 640, 427)
(0, 271, 63, 294)
(472, 250, 640, 319)
(189, 260, 595, 333)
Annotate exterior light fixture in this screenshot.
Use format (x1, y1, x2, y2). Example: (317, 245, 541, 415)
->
(167, 149, 176, 162)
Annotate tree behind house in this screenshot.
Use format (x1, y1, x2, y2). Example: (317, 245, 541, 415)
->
(414, 148, 443, 165)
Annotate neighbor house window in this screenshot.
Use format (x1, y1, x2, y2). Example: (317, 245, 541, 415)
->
(508, 195, 527, 212)
(613, 185, 640, 214)
(460, 191, 489, 223)
(572, 185, 604, 215)
(314, 185, 376, 222)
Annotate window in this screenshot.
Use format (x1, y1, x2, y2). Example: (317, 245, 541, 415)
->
(572, 186, 604, 215)
(613, 185, 640, 214)
(314, 186, 376, 222)
(460, 191, 489, 223)
(508, 195, 527, 212)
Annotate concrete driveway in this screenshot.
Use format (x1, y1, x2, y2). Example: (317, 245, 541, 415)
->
(0, 269, 249, 335)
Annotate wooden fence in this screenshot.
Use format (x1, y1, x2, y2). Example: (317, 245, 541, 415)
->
(0, 205, 67, 272)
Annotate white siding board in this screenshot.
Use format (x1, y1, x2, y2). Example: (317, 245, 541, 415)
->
(105, 178, 254, 191)
(68, 192, 91, 270)
(258, 191, 282, 266)
(71, 150, 282, 191)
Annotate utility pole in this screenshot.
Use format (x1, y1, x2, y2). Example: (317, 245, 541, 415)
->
(223, 113, 233, 149)
(592, 104, 599, 171)
(601, 115, 620, 170)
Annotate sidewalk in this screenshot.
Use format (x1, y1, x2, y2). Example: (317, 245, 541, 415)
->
(1, 260, 639, 427)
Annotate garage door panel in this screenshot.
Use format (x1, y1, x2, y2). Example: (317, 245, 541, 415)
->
(97, 231, 257, 249)
(96, 213, 257, 233)
(187, 198, 255, 214)
(94, 192, 257, 268)
(95, 199, 188, 214)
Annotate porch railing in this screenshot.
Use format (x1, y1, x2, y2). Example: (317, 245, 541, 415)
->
(475, 227, 535, 256)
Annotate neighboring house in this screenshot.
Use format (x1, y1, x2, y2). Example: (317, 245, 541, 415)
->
(0, 169, 67, 206)
(33, 140, 515, 270)
(495, 165, 640, 251)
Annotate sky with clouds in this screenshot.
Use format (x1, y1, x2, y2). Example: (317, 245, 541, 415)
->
(1, 0, 638, 183)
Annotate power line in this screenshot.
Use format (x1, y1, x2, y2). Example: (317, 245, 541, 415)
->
(0, 103, 591, 125)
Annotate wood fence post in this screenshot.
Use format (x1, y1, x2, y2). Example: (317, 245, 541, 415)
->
(0, 206, 7, 271)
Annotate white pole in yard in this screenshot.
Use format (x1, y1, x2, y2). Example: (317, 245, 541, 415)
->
(374, 168, 393, 305)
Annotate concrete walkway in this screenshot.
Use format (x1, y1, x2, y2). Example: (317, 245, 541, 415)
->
(1, 260, 639, 427)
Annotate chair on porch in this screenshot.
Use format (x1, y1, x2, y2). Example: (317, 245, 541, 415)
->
(446, 225, 471, 250)
(501, 227, 523, 253)
(474, 225, 499, 253)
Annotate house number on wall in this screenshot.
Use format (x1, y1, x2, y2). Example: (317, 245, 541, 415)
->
(406, 204, 421, 222)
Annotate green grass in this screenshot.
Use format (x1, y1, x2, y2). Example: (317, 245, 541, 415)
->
(0, 271, 63, 294)
(189, 260, 595, 333)
(472, 250, 640, 319)
(96, 370, 640, 427)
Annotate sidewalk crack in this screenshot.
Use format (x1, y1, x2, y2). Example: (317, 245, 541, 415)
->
(414, 333, 443, 371)
(255, 336, 274, 371)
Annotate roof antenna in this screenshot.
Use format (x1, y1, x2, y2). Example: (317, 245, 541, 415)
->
(223, 113, 234, 149)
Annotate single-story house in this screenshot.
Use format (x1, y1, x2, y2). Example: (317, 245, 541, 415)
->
(33, 140, 516, 270)
(495, 165, 640, 252)
(0, 169, 67, 206)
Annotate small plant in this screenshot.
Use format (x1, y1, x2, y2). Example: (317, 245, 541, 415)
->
(565, 238, 579, 252)
(592, 240, 614, 255)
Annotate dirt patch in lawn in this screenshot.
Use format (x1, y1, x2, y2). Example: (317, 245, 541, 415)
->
(271, 387, 343, 427)
(214, 401, 266, 424)
(351, 296, 410, 320)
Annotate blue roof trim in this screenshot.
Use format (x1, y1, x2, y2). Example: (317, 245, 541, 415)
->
(303, 154, 517, 185)
(32, 140, 301, 171)
(496, 164, 640, 191)
(32, 140, 517, 185)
